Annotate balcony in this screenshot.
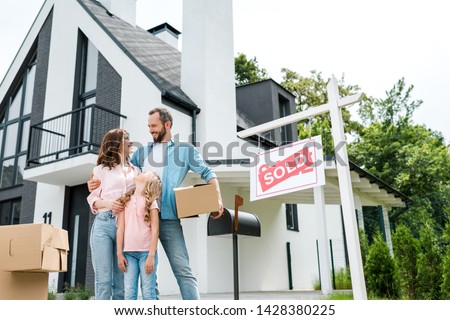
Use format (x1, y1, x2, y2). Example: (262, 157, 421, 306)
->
(23, 104, 126, 186)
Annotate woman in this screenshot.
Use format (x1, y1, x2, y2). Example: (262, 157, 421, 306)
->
(87, 128, 139, 300)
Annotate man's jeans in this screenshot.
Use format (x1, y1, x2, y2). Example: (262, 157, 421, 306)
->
(159, 219, 200, 300)
(90, 210, 124, 300)
(123, 251, 159, 300)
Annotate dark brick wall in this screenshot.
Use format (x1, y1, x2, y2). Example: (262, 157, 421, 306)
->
(91, 53, 122, 147)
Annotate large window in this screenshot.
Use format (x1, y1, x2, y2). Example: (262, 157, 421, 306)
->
(0, 199, 21, 225)
(0, 56, 35, 189)
(77, 33, 98, 150)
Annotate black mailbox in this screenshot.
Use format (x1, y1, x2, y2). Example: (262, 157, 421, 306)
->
(207, 208, 261, 237)
(207, 197, 261, 300)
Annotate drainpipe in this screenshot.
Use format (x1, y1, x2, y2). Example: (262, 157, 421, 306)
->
(191, 110, 197, 145)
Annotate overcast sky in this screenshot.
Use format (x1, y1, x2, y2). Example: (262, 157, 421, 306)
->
(1, 0, 449, 144)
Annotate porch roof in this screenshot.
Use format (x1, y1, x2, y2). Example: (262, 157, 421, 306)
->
(187, 158, 409, 209)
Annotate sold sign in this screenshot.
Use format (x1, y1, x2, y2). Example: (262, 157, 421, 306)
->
(250, 135, 325, 201)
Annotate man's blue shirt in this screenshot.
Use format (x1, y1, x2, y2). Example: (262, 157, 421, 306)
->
(130, 139, 217, 220)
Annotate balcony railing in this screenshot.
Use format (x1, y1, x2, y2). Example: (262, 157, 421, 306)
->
(27, 104, 126, 167)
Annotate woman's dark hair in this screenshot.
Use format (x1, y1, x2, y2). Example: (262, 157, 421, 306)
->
(97, 128, 129, 168)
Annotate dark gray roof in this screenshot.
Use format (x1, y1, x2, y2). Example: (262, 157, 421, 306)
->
(78, 0, 198, 111)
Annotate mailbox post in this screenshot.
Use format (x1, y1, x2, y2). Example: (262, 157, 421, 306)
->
(207, 195, 261, 300)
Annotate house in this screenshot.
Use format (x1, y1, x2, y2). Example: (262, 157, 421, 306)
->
(0, 0, 407, 296)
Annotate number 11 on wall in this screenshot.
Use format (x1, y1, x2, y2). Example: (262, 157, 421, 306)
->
(43, 212, 52, 224)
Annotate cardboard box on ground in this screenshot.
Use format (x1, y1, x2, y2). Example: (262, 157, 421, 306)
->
(174, 184, 220, 218)
(0, 223, 69, 300)
(0, 272, 49, 300)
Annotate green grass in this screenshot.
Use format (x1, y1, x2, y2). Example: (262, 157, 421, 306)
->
(323, 291, 354, 300)
(313, 267, 353, 291)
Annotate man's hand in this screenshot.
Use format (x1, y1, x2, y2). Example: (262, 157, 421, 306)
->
(87, 176, 101, 192)
(209, 178, 224, 219)
(111, 199, 125, 214)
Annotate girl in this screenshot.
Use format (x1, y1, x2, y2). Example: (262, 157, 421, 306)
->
(87, 128, 139, 300)
(116, 170, 162, 300)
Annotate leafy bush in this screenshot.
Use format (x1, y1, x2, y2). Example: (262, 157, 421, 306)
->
(47, 291, 56, 300)
(392, 224, 420, 299)
(416, 217, 443, 299)
(359, 228, 369, 266)
(63, 283, 93, 300)
(365, 231, 399, 299)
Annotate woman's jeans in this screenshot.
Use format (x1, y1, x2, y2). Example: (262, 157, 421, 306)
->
(159, 219, 200, 300)
(123, 251, 159, 300)
(90, 210, 124, 300)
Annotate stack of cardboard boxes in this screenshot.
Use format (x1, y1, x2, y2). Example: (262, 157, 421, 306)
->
(0, 223, 69, 300)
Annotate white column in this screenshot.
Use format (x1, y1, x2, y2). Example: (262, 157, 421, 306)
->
(382, 206, 393, 255)
(327, 76, 367, 299)
(354, 196, 365, 231)
(181, 0, 237, 152)
(314, 186, 332, 295)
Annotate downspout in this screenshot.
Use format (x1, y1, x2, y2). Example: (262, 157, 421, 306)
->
(191, 109, 197, 145)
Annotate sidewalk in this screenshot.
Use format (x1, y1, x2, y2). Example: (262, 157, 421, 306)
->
(56, 290, 330, 300)
(160, 290, 326, 300)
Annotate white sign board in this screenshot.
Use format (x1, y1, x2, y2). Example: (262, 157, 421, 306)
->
(250, 135, 325, 201)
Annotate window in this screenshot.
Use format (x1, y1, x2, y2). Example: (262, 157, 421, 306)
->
(0, 199, 21, 225)
(77, 33, 98, 151)
(286, 203, 299, 231)
(0, 56, 35, 189)
(279, 95, 292, 145)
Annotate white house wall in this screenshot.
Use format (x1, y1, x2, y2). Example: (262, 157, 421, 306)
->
(44, 1, 79, 120)
(33, 182, 66, 292)
(41, 1, 186, 147)
(30, 0, 195, 294)
(164, 181, 348, 294)
(236, 202, 345, 291)
(205, 194, 346, 292)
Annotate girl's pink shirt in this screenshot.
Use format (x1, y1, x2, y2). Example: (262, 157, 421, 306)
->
(87, 164, 140, 214)
(123, 195, 159, 252)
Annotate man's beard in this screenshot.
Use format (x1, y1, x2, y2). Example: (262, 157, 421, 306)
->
(153, 127, 167, 143)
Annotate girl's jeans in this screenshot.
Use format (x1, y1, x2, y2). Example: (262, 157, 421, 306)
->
(123, 251, 159, 300)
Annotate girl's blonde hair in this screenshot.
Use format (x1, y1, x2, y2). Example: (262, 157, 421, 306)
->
(118, 172, 162, 224)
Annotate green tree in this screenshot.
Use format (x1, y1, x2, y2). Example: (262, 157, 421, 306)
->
(392, 225, 420, 299)
(416, 215, 443, 299)
(441, 223, 450, 299)
(280, 69, 363, 155)
(365, 231, 400, 299)
(234, 53, 268, 86)
(357, 78, 422, 126)
(349, 78, 450, 231)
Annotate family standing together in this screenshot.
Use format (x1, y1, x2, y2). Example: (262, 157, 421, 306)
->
(87, 107, 224, 300)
